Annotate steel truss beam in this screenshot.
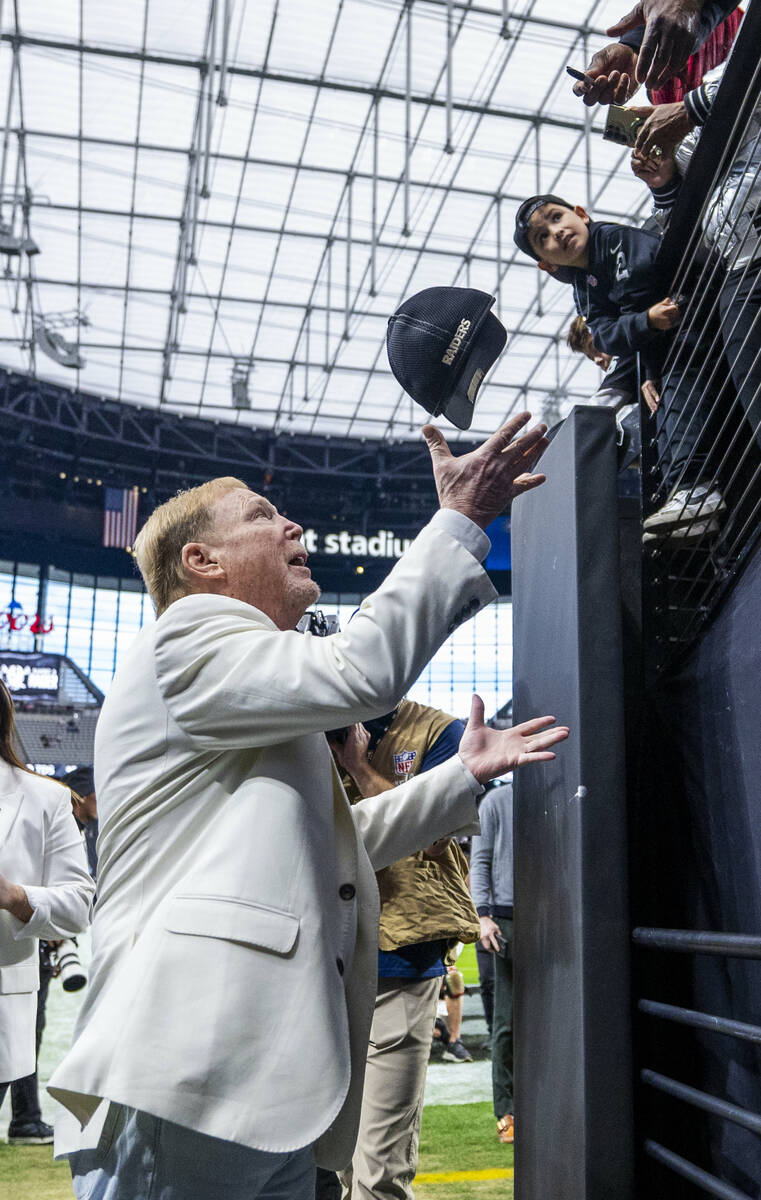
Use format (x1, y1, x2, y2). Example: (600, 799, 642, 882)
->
(1, 33, 593, 133)
(0, 367, 463, 487)
(23, 276, 566, 340)
(415, 0, 606, 35)
(36, 199, 598, 264)
(1, 340, 594, 397)
(18, 127, 598, 207)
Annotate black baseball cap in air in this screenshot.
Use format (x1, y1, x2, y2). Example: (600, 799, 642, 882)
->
(386, 286, 507, 430)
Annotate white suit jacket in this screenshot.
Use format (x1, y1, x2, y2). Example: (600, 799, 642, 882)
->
(0, 762, 94, 1079)
(49, 513, 496, 1168)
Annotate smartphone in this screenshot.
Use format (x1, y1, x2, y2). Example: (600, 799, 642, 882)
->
(603, 105, 646, 148)
(566, 65, 594, 87)
(495, 933, 511, 961)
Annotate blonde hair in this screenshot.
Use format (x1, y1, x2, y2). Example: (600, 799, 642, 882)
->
(134, 477, 248, 615)
(567, 315, 592, 355)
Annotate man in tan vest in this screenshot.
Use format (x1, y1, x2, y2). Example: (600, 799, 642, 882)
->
(331, 698, 480, 1200)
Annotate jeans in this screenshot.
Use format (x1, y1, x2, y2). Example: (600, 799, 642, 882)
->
(315, 1166, 342, 1199)
(719, 263, 761, 447)
(69, 1104, 316, 1200)
(491, 917, 514, 1118)
(653, 277, 725, 493)
(475, 941, 495, 1034)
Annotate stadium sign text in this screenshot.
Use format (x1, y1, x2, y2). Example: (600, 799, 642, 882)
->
(0, 656, 60, 696)
(301, 528, 413, 559)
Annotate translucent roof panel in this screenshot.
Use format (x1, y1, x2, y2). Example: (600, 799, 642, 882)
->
(0, 0, 654, 441)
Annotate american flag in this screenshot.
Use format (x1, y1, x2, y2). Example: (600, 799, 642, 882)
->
(103, 486, 139, 549)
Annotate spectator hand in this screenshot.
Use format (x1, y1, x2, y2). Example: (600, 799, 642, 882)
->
(641, 379, 661, 412)
(648, 297, 681, 330)
(632, 101, 694, 158)
(630, 147, 677, 189)
(458, 695, 568, 784)
(608, 1, 702, 90)
(573, 42, 638, 106)
(423, 413, 548, 530)
(479, 914, 502, 952)
(330, 723, 371, 775)
(0, 871, 33, 922)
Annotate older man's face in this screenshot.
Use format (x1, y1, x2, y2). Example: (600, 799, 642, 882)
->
(204, 488, 320, 629)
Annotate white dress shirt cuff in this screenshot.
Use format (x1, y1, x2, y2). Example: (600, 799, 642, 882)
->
(454, 753, 485, 799)
(429, 509, 491, 563)
(12, 885, 50, 938)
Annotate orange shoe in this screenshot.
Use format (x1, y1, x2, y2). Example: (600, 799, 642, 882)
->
(497, 1114, 514, 1144)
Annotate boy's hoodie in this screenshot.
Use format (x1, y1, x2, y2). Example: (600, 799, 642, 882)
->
(566, 221, 670, 359)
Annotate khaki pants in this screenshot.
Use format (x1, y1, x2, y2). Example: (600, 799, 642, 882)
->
(341, 976, 441, 1200)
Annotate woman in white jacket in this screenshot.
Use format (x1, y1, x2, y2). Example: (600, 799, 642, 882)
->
(0, 679, 95, 1100)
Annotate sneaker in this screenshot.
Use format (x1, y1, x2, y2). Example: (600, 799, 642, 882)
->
(643, 515, 721, 544)
(442, 1038, 473, 1063)
(643, 486, 725, 532)
(497, 1114, 515, 1144)
(7, 1120, 54, 1144)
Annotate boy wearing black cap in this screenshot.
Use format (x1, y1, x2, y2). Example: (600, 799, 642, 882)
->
(513, 195, 724, 538)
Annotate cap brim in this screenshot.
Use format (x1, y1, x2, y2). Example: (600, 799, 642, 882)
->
(441, 313, 507, 430)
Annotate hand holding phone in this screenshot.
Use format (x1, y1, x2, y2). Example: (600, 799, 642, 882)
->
(566, 65, 595, 88)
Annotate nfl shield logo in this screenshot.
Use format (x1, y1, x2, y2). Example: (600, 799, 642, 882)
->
(393, 750, 417, 778)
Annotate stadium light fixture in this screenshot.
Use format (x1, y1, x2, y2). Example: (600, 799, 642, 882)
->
(231, 359, 251, 409)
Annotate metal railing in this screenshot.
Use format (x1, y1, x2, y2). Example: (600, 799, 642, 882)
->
(634, 926, 761, 1200)
(641, 0, 761, 672)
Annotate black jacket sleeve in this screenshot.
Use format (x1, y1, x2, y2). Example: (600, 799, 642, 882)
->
(584, 225, 666, 357)
(619, 0, 738, 53)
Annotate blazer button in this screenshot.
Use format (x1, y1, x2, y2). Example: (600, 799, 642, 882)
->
(336, 957, 345, 976)
(339, 883, 356, 901)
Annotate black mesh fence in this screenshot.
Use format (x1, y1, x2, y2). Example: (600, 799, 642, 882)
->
(640, 1, 761, 674)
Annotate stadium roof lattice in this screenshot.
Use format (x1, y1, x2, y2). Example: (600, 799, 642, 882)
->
(0, 0, 651, 443)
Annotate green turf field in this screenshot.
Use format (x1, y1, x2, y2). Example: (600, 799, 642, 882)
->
(0, 1101, 511, 1199)
(416, 1101, 514, 1199)
(458, 940, 480, 986)
(0, 1140, 72, 1200)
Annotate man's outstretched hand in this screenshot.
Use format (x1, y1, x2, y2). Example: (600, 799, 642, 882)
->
(575, 0, 702, 105)
(608, 0, 701, 90)
(458, 695, 569, 784)
(423, 412, 548, 530)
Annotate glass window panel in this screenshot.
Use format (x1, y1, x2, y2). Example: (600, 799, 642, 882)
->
(89, 581, 120, 693)
(43, 575, 73, 656)
(314, 593, 512, 720)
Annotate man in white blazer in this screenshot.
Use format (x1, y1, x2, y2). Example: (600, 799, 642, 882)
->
(49, 415, 568, 1199)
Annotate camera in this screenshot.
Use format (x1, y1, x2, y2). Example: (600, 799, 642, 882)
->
(603, 106, 645, 148)
(295, 608, 398, 752)
(296, 610, 340, 637)
(52, 938, 88, 992)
